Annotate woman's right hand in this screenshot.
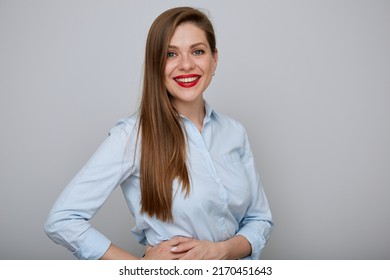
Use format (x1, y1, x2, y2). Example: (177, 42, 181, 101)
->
(142, 236, 194, 260)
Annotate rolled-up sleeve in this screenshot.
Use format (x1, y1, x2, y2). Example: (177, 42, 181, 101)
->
(44, 120, 136, 259)
(235, 130, 273, 260)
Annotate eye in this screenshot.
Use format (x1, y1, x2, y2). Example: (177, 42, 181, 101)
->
(167, 51, 177, 58)
(193, 49, 205, 56)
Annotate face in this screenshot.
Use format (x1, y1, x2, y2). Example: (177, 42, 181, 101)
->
(164, 22, 218, 111)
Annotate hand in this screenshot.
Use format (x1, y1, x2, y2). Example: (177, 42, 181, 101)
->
(142, 236, 194, 260)
(170, 235, 252, 260)
(170, 239, 226, 260)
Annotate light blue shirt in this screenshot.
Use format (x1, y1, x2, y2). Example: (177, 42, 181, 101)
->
(44, 102, 273, 260)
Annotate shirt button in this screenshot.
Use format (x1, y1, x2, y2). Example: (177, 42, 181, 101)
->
(216, 178, 222, 183)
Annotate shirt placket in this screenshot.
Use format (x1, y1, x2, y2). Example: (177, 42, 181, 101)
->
(185, 119, 230, 241)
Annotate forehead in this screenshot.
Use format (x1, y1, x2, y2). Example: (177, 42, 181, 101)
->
(169, 22, 208, 47)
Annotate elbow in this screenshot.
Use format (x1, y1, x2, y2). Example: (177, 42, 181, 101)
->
(43, 213, 74, 252)
(43, 214, 83, 256)
(43, 212, 66, 243)
(43, 214, 57, 240)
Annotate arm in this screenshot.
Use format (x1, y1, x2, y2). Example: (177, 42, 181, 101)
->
(100, 239, 193, 260)
(167, 126, 273, 260)
(100, 243, 139, 260)
(44, 121, 137, 259)
(234, 128, 273, 259)
(218, 235, 252, 259)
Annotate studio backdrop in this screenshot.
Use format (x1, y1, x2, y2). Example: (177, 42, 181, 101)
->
(0, 0, 389, 259)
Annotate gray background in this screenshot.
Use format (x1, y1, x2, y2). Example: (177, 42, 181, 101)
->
(1, 0, 389, 259)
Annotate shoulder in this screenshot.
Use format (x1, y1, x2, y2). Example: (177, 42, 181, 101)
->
(208, 109, 251, 153)
(102, 112, 140, 151)
(212, 110, 247, 136)
(109, 111, 140, 137)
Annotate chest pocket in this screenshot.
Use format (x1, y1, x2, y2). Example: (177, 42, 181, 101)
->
(220, 151, 250, 192)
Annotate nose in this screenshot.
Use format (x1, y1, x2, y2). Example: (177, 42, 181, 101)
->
(177, 54, 195, 71)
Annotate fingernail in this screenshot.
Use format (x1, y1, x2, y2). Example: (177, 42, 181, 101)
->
(171, 246, 177, 252)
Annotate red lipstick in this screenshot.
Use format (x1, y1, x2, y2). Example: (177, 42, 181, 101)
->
(173, 74, 201, 88)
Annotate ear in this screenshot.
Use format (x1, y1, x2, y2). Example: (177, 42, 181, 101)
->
(213, 48, 218, 72)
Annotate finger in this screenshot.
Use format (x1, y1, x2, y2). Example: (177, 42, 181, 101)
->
(145, 244, 153, 252)
(171, 240, 197, 253)
(167, 236, 194, 246)
(177, 250, 197, 260)
(146, 248, 188, 260)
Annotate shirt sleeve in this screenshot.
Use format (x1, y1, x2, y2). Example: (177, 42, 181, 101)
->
(235, 128, 273, 260)
(44, 119, 137, 259)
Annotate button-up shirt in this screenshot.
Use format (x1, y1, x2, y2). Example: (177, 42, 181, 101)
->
(44, 102, 273, 260)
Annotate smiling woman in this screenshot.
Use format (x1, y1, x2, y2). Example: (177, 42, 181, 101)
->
(165, 23, 218, 130)
(44, 6, 273, 260)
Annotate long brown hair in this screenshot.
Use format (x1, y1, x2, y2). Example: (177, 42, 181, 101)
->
(138, 7, 217, 222)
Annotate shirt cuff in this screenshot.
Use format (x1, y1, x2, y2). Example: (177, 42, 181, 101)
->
(235, 221, 272, 260)
(73, 227, 111, 260)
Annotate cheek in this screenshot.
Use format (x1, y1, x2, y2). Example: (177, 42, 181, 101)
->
(164, 61, 176, 77)
(164, 67, 174, 92)
(202, 60, 215, 74)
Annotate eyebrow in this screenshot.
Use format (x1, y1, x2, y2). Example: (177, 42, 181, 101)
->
(168, 42, 208, 50)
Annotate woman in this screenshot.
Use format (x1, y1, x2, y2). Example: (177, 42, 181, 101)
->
(44, 6, 273, 260)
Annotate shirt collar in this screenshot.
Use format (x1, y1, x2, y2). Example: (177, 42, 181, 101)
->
(204, 100, 221, 121)
(178, 100, 221, 122)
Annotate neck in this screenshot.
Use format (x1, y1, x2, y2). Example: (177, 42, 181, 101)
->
(172, 99, 205, 132)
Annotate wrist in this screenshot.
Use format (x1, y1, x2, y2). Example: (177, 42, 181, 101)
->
(216, 241, 232, 260)
(217, 236, 251, 260)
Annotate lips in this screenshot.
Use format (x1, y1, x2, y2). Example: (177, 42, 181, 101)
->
(173, 74, 201, 88)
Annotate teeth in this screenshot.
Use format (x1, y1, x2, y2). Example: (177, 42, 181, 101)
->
(175, 76, 198, 83)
